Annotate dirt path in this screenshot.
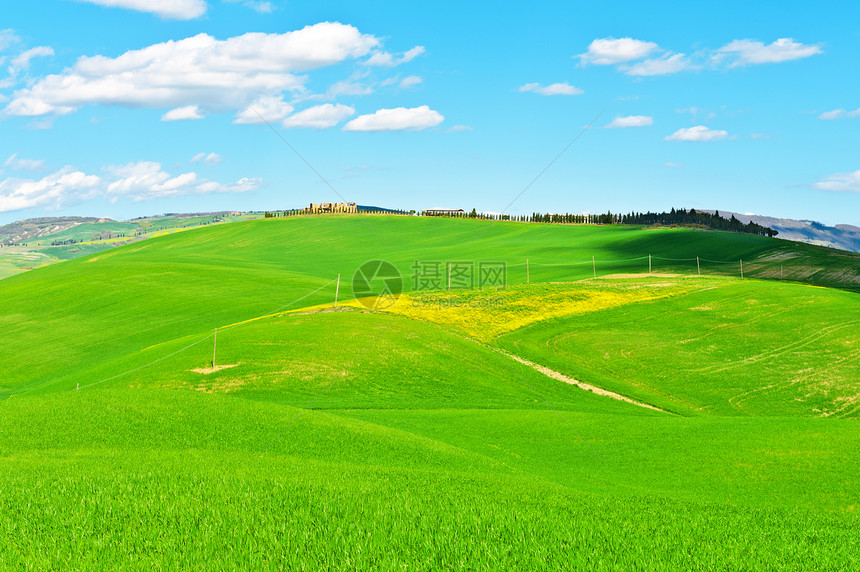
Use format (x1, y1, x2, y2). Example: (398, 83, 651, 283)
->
(498, 349, 672, 413)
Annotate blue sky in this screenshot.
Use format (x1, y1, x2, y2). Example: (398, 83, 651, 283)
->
(1, 0, 858, 226)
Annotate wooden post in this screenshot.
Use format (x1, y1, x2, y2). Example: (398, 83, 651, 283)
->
(649, 254, 652, 275)
(212, 327, 217, 367)
(592, 256, 596, 279)
(740, 260, 744, 279)
(334, 273, 340, 308)
(780, 265, 783, 280)
(696, 256, 700, 276)
(526, 259, 530, 285)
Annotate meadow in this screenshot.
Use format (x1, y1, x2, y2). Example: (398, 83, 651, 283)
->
(0, 215, 857, 568)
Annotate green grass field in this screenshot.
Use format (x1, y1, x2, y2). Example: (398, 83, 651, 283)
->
(0, 213, 264, 281)
(0, 215, 857, 568)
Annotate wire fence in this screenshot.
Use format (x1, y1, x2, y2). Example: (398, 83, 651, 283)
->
(506, 253, 860, 292)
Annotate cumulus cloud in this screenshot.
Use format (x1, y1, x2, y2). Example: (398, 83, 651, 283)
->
(76, 0, 207, 20)
(0, 167, 101, 212)
(399, 75, 423, 89)
(579, 36, 821, 77)
(106, 162, 198, 200)
(604, 115, 653, 128)
(624, 53, 691, 76)
(664, 125, 728, 142)
(8, 46, 54, 75)
(343, 105, 443, 131)
(818, 108, 860, 120)
(234, 95, 294, 124)
(812, 170, 860, 193)
(282, 103, 355, 128)
(4, 23, 379, 117)
(104, 162, 260, 201)
(580, 37, 658, 65)
(519, 82, 583, 96)
(717, 38, 822, 66)
(161, 105, 204, 121)
(4, 153, 46, 171)
(0, 160, 260, 212)
(364, 45, 425, 67)
(190, 152, 222, 165)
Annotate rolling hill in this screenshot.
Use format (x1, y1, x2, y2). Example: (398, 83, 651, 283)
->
(0, 215, 857, 568)
(707, 210, 860, 253)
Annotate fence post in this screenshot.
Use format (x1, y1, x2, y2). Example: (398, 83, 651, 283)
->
(592, 256, 596, 279)
(334, 273, 340, 308)
(740, 260, 744, 279)
(696, 256, 700, 276)
(649, 254, 652, 275)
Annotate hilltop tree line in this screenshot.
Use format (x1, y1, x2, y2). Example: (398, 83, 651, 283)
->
(451, 208, 776, 237)
(262, 206, 777, 237)
(617, 209, 777, 236)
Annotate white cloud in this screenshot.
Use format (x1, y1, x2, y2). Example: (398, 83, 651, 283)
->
(224, 0, 273, 13)
(364, 45, 425, 67)
(5, 23, 379, 117)
(665, 162, 684, 168)
(580, 36, 822, 77)
(664, 125, 728, 142)
(190, 152, 222, 165)
(399, 75, 423, 89)
(325, 80, 373, 98)
(624, 53, 691, 76)
(76, 0, 207, 20)
(580, 37, 658, 65)
(0, 161, 260, 211)
(717, 38, 822, 65)
(0, 167, 101, 212)
(3, 153, 45, 171)
(812, 170, 860, 193)
(234, 95, 294, 124)
(519, 82, 584, 96)
(105, 161, 260, 201)
(604, 115, 653, 128)
(106, 162, 195, 200)
(0, 30, 20, 52)
(283, 103, 355, 128)
(161, 105, 204, 121)
(818, 108, 860, 120)
(8, 46, 54, 75)
(447, 124, 472, 133)
(343, 105, 443, 132)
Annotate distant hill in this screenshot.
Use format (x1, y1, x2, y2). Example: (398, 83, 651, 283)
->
(705, 211, 860, 254)
(0, 216, 111, 245)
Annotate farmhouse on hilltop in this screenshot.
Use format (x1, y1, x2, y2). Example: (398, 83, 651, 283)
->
(306, 202, 357, 213)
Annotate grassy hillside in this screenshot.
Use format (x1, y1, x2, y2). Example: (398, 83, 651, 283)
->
(29, 221, 138, 244)
(498, 279, 860, 417)
(0, 212, 263, 281)
(0, 215, 857, 568)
